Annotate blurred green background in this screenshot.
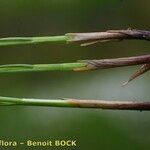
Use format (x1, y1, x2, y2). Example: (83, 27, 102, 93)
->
(0, 0, 150, 149)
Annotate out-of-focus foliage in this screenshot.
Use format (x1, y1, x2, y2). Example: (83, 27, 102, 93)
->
(0, 0, 150, 149)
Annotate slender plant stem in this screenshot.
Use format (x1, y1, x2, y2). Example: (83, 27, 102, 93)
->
(0, 29, 150, 46)
(0, 63, 86, 73)
(0, 36, 66, 46)
(0, 55, 149, 73)
(0, 96, 150, 111)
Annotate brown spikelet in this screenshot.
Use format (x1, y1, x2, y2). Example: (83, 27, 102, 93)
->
(122, 63, 150, 86)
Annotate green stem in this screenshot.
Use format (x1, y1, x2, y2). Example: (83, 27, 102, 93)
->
(0, 63, 87, 73)
(0, 29, 150, 46)
(0, 36, 66, 46)
(0, 55, 149, 73)
(0, 96, 150, 110)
